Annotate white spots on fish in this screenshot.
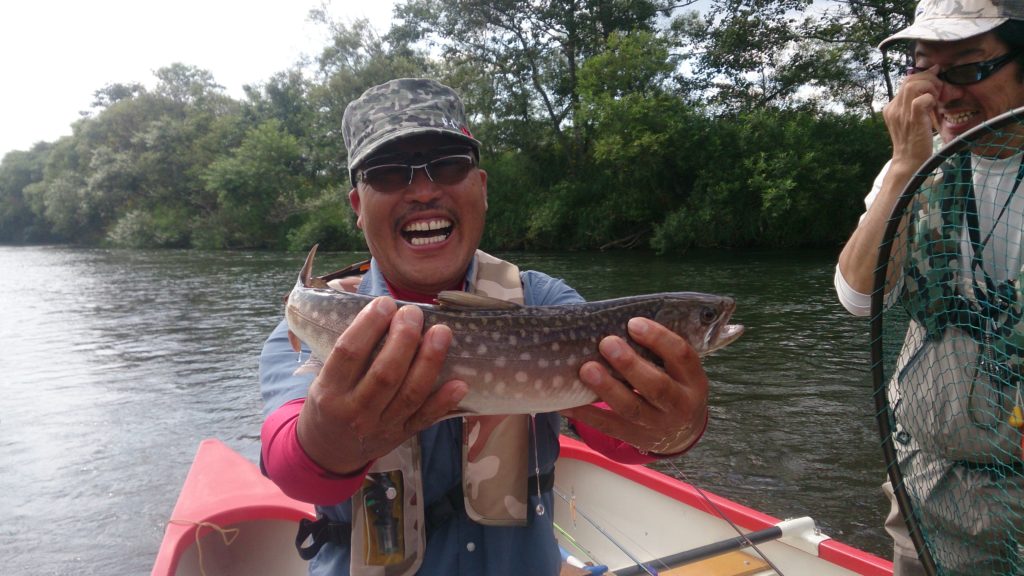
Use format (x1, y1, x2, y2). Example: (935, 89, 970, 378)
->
(552, 376, 564, 389)
(494, 357, 507, 368)
(538, 358, 549, 369)
(452, 364, 478, 378)
(551, 342, 560, 352)
(495, 381, 506, 394)
(515, 371, 528, 383)
(519, 352, 531, 361)
(508, 334, 518, 346)
(533, 379, 545, 390)
(476, 343, 489, 356)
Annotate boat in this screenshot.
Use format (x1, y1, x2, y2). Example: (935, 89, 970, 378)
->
(152, 437, 893, 576)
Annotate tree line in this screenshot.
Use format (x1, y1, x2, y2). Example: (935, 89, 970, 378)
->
(0, 0, 914, 253)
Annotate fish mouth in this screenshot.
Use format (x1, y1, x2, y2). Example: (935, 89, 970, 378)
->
(401, 217, 454, 247)
(711, 323, 745, 351)
(705, 302, 744, 353)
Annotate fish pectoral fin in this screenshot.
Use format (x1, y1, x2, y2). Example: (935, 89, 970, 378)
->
(436, 290, 521, 310)
(287, 330, 302, 353)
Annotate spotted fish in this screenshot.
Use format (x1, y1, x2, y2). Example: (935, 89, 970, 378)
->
(285, 246, 744, 416)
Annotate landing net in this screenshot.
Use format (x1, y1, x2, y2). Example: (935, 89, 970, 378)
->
(871, 106, 1024, 575)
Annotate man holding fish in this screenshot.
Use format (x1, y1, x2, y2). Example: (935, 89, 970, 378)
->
(260, 78, 733, 575)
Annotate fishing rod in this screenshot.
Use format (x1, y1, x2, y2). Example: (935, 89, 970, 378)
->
(610, 518, 819, 576)
(553, 521, 597, 562)
(659, 458, 786, 575)
(553, 461, 789, 576)
(552, 486, 660, 576)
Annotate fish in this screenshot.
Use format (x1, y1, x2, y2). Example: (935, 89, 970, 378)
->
(285, 246, 744, 416)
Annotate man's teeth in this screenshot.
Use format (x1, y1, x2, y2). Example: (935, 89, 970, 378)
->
(404, 219, 451, 232)
(945, 111, 976, 125)
(410, 235, 447, 246)
(403, 219, 452, 246)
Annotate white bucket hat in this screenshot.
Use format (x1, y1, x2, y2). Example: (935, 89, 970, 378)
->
(879, 0, 1024, 49)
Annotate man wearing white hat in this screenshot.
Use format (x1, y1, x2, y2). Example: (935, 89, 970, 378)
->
(834, 0, 1024, 573)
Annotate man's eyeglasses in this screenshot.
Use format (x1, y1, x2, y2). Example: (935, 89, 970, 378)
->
(355, 153, 477, 193)
(906, 51, 1020, 86)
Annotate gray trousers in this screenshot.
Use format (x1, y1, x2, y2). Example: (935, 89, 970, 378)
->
(882, 480, 928, 576)
(883, 430, 1024, 576)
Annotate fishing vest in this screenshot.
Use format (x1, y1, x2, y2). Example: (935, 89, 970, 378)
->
(893, 151, 1024, 461)
(347, 250, 532, 576)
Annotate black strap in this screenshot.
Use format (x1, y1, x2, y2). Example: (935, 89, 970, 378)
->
(296, 515, 352, 560)
(294, 471, 555, 559)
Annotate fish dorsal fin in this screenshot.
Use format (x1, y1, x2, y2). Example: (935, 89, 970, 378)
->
(436, 290, 522, 310)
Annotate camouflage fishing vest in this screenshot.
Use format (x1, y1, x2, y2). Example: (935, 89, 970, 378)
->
(902, 151, 1024, 373)
(894, 151, 1024, 460)
(349, 251, 529, 576)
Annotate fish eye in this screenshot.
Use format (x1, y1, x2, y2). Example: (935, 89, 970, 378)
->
(700, 306, 718, 324)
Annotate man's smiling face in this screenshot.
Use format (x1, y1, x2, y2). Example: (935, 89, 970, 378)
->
(349, 134, 488, 296)
(915, 33, 1024, 143)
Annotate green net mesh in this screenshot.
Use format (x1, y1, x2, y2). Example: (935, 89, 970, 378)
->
(872, 106, 1024, 575)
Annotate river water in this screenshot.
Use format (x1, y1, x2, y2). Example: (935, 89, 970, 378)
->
(0, 246, 890, 575)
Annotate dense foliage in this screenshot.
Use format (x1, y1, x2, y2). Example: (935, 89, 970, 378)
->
(0, 0, 914, 252)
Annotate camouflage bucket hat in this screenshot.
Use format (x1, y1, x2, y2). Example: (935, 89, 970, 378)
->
(342, 78, 480, 182)
(879, 0, 1024, 49)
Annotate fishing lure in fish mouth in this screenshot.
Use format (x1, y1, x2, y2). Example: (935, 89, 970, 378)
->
(284, 244, 744, 419)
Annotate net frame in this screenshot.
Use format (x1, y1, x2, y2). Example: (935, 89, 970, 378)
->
(871, 105, 1024, 576)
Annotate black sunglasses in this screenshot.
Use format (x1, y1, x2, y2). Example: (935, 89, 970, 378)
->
(907, 51, 1020, 86)
(355, 150, 477, 193)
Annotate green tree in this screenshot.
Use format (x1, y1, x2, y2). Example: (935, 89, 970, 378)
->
(392, 0, 676, 161)
(673, 0, 916, 113)
(0, 144, 53, 243)
(198, 120, 311, 248)
(307, 14, 433, 185)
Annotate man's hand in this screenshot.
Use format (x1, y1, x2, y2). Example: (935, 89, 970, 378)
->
(560, 317, 709, 455)
(885, 64, 944, 166)
(296, 296, 468, 474)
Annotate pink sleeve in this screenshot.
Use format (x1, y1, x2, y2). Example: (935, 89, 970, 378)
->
(261, 398, 371, 505)
(569, 404, 708, 465)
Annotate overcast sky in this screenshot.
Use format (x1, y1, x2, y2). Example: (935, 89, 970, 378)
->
(0, 0, 395, 160)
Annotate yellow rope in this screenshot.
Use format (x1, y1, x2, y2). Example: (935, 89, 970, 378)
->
(168, 519, 240, 576)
